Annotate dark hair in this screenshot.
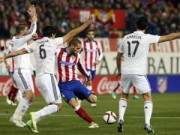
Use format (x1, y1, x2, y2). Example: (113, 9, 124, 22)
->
(42, 25, 56, 37)
(68, 38, 81, 46)
(16, 23, 27, 34)
(136, 16, 148, 30)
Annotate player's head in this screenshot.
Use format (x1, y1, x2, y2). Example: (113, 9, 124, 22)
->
(68, 38, 82, 56)
(42, 25, 56, 38)
(135, 16, 148, 30)
(87, 30, 95, 41)
(16, 23, 28, 35)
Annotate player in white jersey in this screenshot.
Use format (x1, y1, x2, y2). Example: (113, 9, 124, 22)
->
(81, 30, 103, 107)
(3, 45, 20, 106)
(2, 5, 38, 128)
(0, 17, 93, 133)
(116, 16, 180, 133)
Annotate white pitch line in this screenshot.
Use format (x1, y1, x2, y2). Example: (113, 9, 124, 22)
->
(0, 113, 179, 119)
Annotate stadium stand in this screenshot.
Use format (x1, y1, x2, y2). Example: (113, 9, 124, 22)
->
(0, 0, 179, 38)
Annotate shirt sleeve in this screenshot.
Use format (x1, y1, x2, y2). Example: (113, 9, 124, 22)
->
(52, 37, 64, 47)
(21, 22, 37, 44)
(24, 42, 36, 53)
(77, 55, 89, 77)
(147, 34, 160, 44)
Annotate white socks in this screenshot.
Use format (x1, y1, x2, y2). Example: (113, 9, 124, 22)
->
(13, 98, 30, 119)
(144, 101, 153, 125)
(119, 98, 127, 121)
(34, 104, 59, 122)
(74, 104, 81, 111)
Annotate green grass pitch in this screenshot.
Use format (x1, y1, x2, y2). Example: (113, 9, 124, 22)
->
(0, 93, 180, 135)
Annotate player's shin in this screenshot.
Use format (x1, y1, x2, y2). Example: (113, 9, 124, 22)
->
(118, 98, 127, 121)
(144, 101, 153, 125)
(33, 104, 60, 122)
(75, 105, 94, 123)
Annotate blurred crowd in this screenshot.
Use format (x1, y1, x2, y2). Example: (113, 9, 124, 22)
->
(0, 0, 179, 39)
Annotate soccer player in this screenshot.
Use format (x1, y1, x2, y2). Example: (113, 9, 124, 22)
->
(2, 45, 19, 106)
(57, 38, 99, 128)
(1, 5, 37, 128)
(81, 30, 103, 107)
(116, 16, 180, 133)
(0, 17, 93, 132)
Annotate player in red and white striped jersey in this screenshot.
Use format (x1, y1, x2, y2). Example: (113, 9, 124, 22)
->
(57, 48, 88, 82)
(81, 30, 103, 106)
(57, 38, 99, 128)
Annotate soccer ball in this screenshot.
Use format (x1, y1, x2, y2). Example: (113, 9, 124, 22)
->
(103, 111, 117, 124)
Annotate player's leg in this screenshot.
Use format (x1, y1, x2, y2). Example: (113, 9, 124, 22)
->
(75, 81, 99, 128)
(59, 80, 99, 128)
(10, 69, 34, 127)
(133, 75, 154, 133)
(69, 98, 98, 127)
(16, 90, 23, 102)
(6, 85, 13, 105)
(86, 69, 97, 107)
(132, 86, 140, 99)
(10, 84, 18, 105)
(142, 92, 154, 133)
(27, 74, 62, 133)
(118, 74, 132, 132)
(111, 82, 120, 99)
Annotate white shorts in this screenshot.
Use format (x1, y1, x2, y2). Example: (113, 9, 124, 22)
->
(13, 69, 34, 94)
(36, 74, 62, 104)
(120, 74, 151, 94)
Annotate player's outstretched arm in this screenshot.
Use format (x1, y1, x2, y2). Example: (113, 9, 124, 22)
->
(159, 32, 180, 43)
(28, 5, 37, 23)
(63, 16, 93, 43)
(3, 48, 28, 65)
(24, 5, 37, 41)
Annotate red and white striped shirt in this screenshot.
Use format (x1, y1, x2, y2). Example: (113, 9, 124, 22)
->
(56, 48, 89, 82)
(82, 39, 103, 70)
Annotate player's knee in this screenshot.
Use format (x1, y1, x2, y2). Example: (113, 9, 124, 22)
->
(56, 103, 63, 110)
(24, 89, 34, 102)
(143, 92, 152, 101)
(121, 92, 129, 99)
(89, 94, 97, 103)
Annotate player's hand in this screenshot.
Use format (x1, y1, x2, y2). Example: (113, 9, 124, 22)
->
(27, 5, 36, 16)
(116, 72, 121, 79)
(86, 74, 92, 82)
(32, 33, 38, 39)
(27, 5, 37, 22)
(85, 16, 93, 25)
(95, 60, 100, 65)
(0, 57, 4, 64)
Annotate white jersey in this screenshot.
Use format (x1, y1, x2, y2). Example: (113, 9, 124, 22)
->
(25, 37, 63, 76)
(12, 22, 37, 70)
(118, 31, 160, 75)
